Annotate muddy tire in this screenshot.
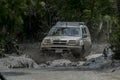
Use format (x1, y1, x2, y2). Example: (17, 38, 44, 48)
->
(72, 53, 79, 59)
(72, 46, 86, 60)
(80, 46, 86, 60)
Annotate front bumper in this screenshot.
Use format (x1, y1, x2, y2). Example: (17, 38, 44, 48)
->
(41, 44, 82, 53)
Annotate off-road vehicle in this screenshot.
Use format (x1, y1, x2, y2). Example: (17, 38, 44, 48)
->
(41, 22, 92, 59)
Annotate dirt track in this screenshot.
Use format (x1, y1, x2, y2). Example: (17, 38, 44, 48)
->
(1, 43, 119, 80)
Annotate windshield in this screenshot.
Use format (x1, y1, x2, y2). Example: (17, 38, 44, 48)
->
(48, 27, 81, 36)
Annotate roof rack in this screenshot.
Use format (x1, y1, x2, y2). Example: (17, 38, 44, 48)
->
(56, 22, 85, 26)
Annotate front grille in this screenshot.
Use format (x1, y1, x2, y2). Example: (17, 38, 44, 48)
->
(53, 43, 66, 45)
(51, 47, 67, 49)
(53, 40, 67, 45)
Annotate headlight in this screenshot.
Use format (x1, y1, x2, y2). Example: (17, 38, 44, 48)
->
(43, 39, 51, 44)
(68, 40, 78, 45)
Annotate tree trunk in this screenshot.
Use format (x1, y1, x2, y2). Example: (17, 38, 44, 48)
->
(117, 0, 120, 18)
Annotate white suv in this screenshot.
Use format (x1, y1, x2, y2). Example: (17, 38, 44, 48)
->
(41, 22, 92, 58)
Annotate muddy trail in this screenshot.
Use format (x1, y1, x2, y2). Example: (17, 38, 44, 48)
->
(0, 42, 116, 70)
(1, 43, 120, 80)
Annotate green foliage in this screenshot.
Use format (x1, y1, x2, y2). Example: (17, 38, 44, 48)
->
(108, 0, 120, 59)
(111, 25, 120, 59)
(0, 0, 119, 55)
(0, 0, 113, 35)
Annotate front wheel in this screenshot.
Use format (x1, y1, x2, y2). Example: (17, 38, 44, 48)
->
(80, 46, 86, 60)
(72, 46, 86, 60)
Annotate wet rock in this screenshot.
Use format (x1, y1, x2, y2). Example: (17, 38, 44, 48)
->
(76, 61, 85, 67)
(0, 73, 6, 80)
(83, 54, 113, 69)
(39, 63, 47, 68)
(46, 61, 52, 65)
(0, 56, 38, 69)
(49, 59, 72, 67)
(71, 62, 78, 67)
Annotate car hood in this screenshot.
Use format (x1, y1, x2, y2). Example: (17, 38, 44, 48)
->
(44, 36, 82, 41)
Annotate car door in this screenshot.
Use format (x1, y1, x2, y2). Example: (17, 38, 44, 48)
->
(86, 27, 92, 50)
(82, 27, 91, 53)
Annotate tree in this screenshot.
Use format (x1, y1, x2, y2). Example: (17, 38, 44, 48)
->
(0, 0, 119, 55)
(110, 0, 120, 59)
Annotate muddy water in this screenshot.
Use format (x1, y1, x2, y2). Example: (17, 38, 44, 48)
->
(1, 68, 120, 80)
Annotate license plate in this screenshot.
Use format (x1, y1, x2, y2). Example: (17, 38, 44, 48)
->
(55, 49, 63, 53)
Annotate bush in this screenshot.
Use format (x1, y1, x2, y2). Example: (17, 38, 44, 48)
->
(111, 23, 120, 59)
